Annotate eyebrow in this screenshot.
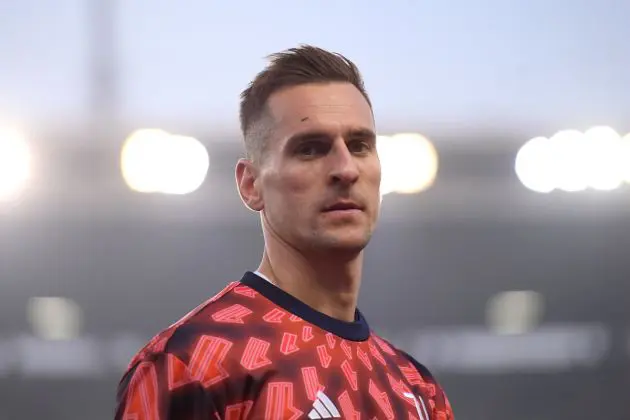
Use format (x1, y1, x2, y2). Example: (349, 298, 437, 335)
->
(286, 127, 377, 147)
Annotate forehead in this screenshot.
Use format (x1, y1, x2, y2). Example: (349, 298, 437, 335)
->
(267, 82, 374, 141)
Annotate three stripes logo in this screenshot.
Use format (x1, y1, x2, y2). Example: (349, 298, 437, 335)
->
(308, 390, 341, 419)
(404, 392, 431, 420)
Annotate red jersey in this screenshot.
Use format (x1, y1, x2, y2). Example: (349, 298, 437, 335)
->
(115, 272, 454, 420)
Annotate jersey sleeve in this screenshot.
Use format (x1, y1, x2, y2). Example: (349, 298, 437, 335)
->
(115, 352, 221, 420)
(401, 351, 455, 420)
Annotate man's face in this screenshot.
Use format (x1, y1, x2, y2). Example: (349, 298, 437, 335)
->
(253, 82, 381, 254)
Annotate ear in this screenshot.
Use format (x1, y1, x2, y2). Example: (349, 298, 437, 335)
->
(235, 158, 264, 212)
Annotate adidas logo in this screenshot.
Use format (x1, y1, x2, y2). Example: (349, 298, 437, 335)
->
(308, 390, 341, 419)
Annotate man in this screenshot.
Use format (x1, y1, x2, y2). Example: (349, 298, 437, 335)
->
(115, 45, 454, 420)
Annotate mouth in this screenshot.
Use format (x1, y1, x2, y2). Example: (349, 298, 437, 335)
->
(323, 201, 364, 212)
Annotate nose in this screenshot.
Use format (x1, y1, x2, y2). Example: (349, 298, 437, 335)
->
(328, 140, 359, 186)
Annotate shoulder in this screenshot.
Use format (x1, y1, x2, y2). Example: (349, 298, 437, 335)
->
(370, 333, 436, 380)
(371, 332, 455, 418)
(124, 281, 262, 374)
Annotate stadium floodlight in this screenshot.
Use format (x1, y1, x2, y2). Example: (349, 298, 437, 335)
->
(27, 297, 83, 341)
(515, 126, 627, 193)
(486, 290, 544, 335)
(378, 133, 439, 196)
(549, 129, 589, 192)
(120, 129, 210, 195)
(0, 127, 31, 202)
(159, 134, 210, 195)
(120, 129, 171, 194)
(515, 136, 555, 193)
(583, 126, 623, 191)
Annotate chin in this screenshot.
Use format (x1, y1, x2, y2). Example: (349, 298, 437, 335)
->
(314, 230, 372, 253)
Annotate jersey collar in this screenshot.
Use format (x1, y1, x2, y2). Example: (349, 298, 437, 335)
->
(240, 271, 370, 342)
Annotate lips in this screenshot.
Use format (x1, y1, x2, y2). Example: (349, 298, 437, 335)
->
(323, 201, 363, 212)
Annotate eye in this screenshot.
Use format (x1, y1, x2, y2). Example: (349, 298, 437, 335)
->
(296, 141, 329, 157)
(347, 139, 373, 154)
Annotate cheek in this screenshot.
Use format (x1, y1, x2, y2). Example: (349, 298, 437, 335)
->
(367, 159, 382, 186)
(366, 161, 382, 207)
(288, 164, 318, 190)
(374, 163, 382, 183)
(266, 169, 315, 210)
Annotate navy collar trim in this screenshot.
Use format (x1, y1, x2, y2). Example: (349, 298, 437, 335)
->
(240, 271, 370, 342)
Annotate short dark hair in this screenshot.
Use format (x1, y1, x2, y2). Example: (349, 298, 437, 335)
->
(239, 44, 371, 161)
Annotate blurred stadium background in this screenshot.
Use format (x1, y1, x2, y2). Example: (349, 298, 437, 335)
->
(1, 1, 629, 419)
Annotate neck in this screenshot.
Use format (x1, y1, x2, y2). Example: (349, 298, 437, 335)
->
(257, 233, 363, 323)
